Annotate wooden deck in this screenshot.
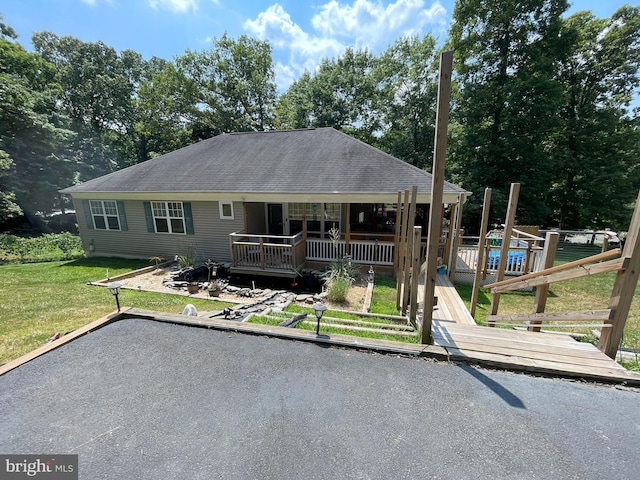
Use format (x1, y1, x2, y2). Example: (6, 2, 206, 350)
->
(420, 274, 639, 384)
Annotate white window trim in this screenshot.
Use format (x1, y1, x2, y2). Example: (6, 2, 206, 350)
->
(219, 201, 234, 220)
(90, 200, 121, 231)
(152, 201, 186, 235)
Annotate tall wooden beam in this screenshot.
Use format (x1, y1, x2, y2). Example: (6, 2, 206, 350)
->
(470, 188, 492, 318)
(488, 182, 520, 323)
(402, 186, 418, 314)
(396, 189, 410, 310)
(409, 226, 422, 324)
(393, 191, 402, 280)
(449, 196, 465, 282)
(345, 203, 351, 255)
(529, 232, 559, 332)
(421, 50, 453, 344)
(599, 190, 640, 358)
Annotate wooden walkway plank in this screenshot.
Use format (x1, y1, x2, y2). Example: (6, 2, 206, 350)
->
(432, 335, 620, 366)
(446, 347, 634, 380)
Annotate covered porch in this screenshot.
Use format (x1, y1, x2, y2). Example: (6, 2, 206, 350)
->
(229, 198, 461, 276)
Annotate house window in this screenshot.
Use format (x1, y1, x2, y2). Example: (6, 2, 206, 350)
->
(151, 201, 185, 234)
(289, 202, 340, 238)
(89, 200, 120, 230)
(219, 201, 234, 220)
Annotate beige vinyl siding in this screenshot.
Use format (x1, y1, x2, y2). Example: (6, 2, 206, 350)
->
(75, 199, 243, 262)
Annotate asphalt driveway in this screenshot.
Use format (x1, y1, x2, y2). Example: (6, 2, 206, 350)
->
(0, 318, 638, 479)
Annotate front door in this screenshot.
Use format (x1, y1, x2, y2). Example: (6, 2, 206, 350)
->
(267, 204, 284, 235)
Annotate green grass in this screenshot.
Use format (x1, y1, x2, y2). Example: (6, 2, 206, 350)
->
(0, 257, 232, 364)
(296, 320, 420, 344)
(370, 275, 401, 315)
(247, 300, 418, 343)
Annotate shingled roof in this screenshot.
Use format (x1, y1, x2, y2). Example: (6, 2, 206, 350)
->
(61, 128, 467, 196)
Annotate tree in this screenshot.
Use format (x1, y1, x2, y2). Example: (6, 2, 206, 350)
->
(276, 49, 379, 136)
(449, 0, 569, 227)
(549, 6, 640, 229)
(374, 35, 440, 170)
(32, 32, 141, 176)
(176, 34, 277, 136)
(131, 57, 193, 162)
(0, 25, 74, 222)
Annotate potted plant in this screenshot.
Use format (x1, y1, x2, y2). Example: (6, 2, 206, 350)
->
(207, 279, 224, 297)
(187, 282, 200, 294)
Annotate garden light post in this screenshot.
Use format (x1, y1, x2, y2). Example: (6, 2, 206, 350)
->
(313, 302, 327, 335)
(107, 282, 122, 312)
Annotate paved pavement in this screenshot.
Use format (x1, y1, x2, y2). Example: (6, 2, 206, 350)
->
(1, 318, 638, 479)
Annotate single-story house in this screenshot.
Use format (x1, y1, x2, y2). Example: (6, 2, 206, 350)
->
(61, 127, 469, 277)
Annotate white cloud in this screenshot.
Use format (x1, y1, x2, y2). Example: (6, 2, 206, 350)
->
(311, 0, 446, 48)
(244, 1, 447, 91)
(147, 0, 199, 14)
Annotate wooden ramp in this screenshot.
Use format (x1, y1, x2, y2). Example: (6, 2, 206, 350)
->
(433, 273, 476, 325)
(431, 320, 638, 382)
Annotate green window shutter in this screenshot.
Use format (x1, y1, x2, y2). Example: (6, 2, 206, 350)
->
(184, 202, 194, 235)
(143, 202, 155, 232)
(117, 201, 128, 231)
(82, 200, 94, 230)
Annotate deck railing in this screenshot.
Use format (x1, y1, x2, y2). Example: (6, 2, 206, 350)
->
(306, 238, 395, 265)
(456, 243, 543, 276)
(453, 229, 545, 281)
(230, 231, 305, 272)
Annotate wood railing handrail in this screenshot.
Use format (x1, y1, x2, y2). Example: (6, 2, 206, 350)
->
(485, 249, 625, 293)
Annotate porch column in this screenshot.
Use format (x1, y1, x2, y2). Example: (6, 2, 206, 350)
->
(302, 203, 307, 240)
(345, 203, 351, 255)
(243, 202, 248, 233)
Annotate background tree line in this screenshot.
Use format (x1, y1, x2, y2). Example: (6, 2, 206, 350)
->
(1, 1, 639, 233)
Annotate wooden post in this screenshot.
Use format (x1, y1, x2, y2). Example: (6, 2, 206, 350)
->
(393, 191, 402, 280)
(599, 190, 640, 358)
(529, 232, 559, 332)
(396, 189, 410, 310)
(470, 188, 492, 318)
(601, 234, 609, 253)
(409, 226, 422, 324)
(243, 202, 248, 233)
(402, 186, 418, 314)
(345, 202, 351, 255)
(488, 182, 520, 324)
(302, 203, 307, 241)
(448, 197, 465, 281)
(259, 237, 265, 270)
(421, 50, 453, 344)
(444, 205, 456, 270)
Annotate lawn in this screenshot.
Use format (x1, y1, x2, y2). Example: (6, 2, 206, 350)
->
(0, 257, 232, 365)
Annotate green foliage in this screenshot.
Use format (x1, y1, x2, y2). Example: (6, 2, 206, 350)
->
(549, 6, 640, 229)
(326, 277, 352, 303)
(178, 244, 198, 269)
(449, 0, 569, 227)
(0, 35, 75, 220)
(176, 34, 277, 135)
(0, 233, 84, 263)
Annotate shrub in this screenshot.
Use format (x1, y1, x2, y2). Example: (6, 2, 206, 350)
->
(326, 276, 352, 303)
(0, 233, 83, 263)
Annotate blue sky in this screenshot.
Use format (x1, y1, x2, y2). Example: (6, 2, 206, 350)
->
(1, 0, 631, 91)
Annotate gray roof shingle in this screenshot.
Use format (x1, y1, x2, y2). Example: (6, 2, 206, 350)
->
(61, 128, 467, 195)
